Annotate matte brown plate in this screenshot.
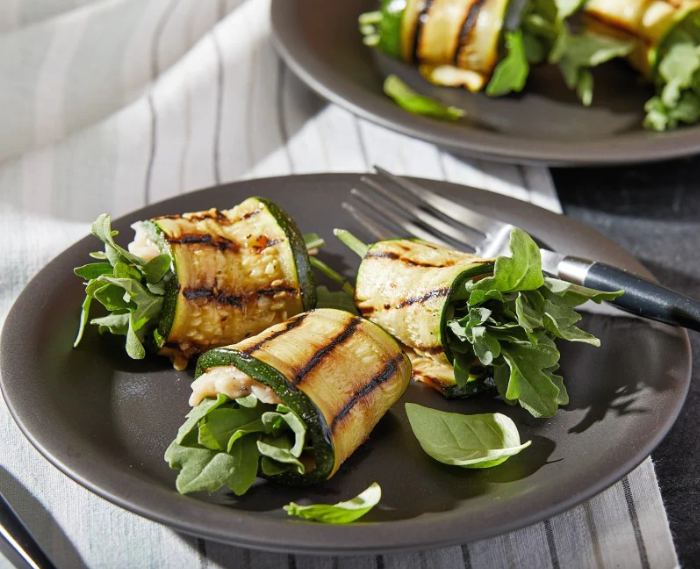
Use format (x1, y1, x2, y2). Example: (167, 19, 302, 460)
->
(0, 175, 691, 554)
(271, 0, 700, 166)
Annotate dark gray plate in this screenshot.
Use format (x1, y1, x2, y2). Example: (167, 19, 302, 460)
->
(271, 0, 700, 166)
(0, 175, 691, 554)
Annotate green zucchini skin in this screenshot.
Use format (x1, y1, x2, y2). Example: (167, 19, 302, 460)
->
(256, 197, 317, 311)
(354, 239, 493, 397)
(149, 197, 314, 367)
(195, 309, 412, 485)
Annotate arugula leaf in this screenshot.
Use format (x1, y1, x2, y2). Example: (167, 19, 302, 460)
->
(405, 404, 531, 468)
(469, 228, 544, 304)
(644, 10, 700, 131)
(166, 394, 310, 496)
(383, 75, 465, 121)
(487, 31, 530, 97)
(73, 214, 172, 358)
(444, 227, 622, 418)
(283, 483, 381, 524)
(550, 29, 634, 107)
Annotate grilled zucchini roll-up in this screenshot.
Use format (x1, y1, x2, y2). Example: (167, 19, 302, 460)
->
(165, 309, 411, 495)
(73, 198, 316, 369)
(339, 228, 622, 419)
(582, 0, 700, 130)
(361, 0, 523, 94)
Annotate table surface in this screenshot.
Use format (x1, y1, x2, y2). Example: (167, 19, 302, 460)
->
(553, 157, 700, 565)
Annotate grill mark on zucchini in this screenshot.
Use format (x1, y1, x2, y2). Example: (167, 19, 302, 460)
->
(365, 251, 457, 268)
(292, 317, 362, 385)
(395, 287, 450, 309)
(412, 0, 435, 63)
(414, 344, 443, 354)
(330, 354, 403, 433)
(241, 313, 309, 356)
(167, 233, 240, 252)
(455, 0, 487, 64)
(182, 285, 299, 307)
(154, 209, 232, 224)
(242, 206, 262, 219)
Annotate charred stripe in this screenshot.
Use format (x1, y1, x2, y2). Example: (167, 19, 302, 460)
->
(167, 233, 240, 252)
(454, 0, 487, 64)
(242, 206, 262, 219)
(412, 0, 435, 63)
(182, 285, 298, 307)
(395, 287, 450, 309)
(292, 317, 362, 385)
(242, 313, 309, 355)
(365, 251, 456, 268)
(330, 354, 403, 432)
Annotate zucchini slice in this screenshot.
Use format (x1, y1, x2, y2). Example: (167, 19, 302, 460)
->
(142, 197, 315, 367)
(354, 239, 493, 394)
(583, 0, 700, 76)
(193, 309, 412, 485)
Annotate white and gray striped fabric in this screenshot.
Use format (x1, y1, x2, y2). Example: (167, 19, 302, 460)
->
(0, 1, 679, 568)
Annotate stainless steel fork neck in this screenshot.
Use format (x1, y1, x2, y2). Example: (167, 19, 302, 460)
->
(556, 256, 592, 286)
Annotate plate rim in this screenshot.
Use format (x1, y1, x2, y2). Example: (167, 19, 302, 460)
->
(270, 0, 700, 167)
(0, 174, 692, 554)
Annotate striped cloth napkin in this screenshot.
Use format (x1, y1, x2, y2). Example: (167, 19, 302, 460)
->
(0, 1, 679, 567)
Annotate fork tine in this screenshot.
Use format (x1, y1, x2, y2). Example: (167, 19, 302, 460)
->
(360, 176, 482, 250)
(341, 202, 396, 241)
(349, 189, 455, 249)
(373, 165, 509, 236)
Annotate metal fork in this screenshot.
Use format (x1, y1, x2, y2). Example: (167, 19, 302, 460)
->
(343, 166, 700, 333)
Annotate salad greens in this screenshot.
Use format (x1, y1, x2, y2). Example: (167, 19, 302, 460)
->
(383, 75, 466, 121)
(405, 404, 531, 469)
(445, 228, 622, 418)
(284, 482, 381, 524)
(644, 10, 700, 131)
(522, 0, 634, 106)
(73, 214, 171, 359)
(165, 393, 309, 495)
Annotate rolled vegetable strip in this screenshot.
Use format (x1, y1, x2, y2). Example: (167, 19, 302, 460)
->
(165, 309, 411, 494)
(343, 229, 622, 418)
(362, 0, 514, 92)
(74, 197, 316, 368)
(583, 0, 700, 130)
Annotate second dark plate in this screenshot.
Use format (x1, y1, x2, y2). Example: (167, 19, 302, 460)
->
(271, 0, 700, 166)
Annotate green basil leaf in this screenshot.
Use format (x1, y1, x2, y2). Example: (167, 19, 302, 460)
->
(384, 75, 465, 121)
(143, 254, 171, 284)
(405, 404, 531, 468)
(257, 435, 305, 474)
(315, 285, 358, 314)
(227, 434, 261, 496)
(198, 407, 264, 451)
(486, 31, 529, 97)
(176, 395, 229, 444)
(283, 483, 381, 524)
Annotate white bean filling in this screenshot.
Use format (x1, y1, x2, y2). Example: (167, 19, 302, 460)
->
(190, 365, 282, 407)
(128, 222, 161, 262)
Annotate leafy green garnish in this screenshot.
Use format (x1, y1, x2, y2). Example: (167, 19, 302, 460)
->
(446, 228, 623, 418)
(73, 214, 171, 359)
(383, 75, 465, 121)
(644, 10, 700, 131)
(405, 404, 531, 468)
(316, 286, 358, 314)
(165, 394, 309, 495)
(522, 0, 634, 106)
(283, 483, 381, 524)
(487, 31, 530, 97)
